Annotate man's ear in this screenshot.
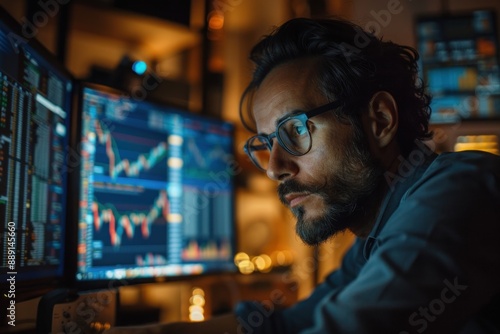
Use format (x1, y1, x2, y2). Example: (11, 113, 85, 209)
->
(366, 91, 398, 148)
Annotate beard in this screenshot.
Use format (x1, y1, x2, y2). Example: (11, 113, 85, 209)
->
(278, 129, 384, 246)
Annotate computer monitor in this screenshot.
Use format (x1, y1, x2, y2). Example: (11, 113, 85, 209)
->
(0, 6, 74, 301)
(415, 9, 500, 123)
(68, 83, 237, 288)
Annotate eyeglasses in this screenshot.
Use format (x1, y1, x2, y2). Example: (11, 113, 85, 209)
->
(244, 100, 342, 171)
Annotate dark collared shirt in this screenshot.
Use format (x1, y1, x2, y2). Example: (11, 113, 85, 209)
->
(235, 149, 500, 333)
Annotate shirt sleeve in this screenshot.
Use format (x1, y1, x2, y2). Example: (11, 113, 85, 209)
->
(302, 151, 500, 334)
(234, 238, 366, 334)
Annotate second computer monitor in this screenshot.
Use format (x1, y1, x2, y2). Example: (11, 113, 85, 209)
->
(72, 84, 236, 287)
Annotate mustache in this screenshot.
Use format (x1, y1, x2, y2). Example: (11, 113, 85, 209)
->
(278, 180, 325, 205)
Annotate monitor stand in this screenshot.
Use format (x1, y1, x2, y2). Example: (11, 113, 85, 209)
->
(36, 288, 118, 334)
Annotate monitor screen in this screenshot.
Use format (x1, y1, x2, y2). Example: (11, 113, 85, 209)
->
(0, 7, 73, 300)
(416, 10, 500, 123)
(71, 84, 237, 287)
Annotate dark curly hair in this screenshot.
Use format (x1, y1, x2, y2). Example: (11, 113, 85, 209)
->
(240, 17, 433, 157)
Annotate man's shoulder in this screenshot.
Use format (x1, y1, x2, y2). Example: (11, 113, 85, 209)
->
(420, 150, 500, 182)
(387, 149, 500, 201)
(378, 149, 500, 237)
(397, 150, 500, 209)
(433, 150, 500, 166)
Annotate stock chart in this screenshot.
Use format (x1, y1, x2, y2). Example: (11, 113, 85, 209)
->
(76, 86, 236, 283)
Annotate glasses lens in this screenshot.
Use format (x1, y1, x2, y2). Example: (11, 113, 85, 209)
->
(278, 118, 311, 155)
(248, 136, 271, 170)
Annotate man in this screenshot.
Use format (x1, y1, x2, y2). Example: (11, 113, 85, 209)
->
(107, 17, 500, 333)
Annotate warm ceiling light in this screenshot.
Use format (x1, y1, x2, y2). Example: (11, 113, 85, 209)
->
(208, 13, 224, 30)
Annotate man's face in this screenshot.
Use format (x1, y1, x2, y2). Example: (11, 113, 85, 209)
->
(251, 59, 383, 245)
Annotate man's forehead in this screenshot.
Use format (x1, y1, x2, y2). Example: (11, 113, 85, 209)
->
(252, 88, 297, 133)
(251, 61, 324, 132)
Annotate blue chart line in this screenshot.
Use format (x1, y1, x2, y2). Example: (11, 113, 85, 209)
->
(94, 120, 168, 179)
(185, 138, 232, 168)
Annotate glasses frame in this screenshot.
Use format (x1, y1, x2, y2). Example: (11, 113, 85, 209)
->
(244, 100, 342, 171)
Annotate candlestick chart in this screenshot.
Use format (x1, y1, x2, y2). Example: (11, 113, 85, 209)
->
(76, 86, 237, 283)
(89, 188, 170, 267)
(80, 98, 173, 269)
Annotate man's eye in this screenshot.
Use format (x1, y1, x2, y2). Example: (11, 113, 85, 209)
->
(288, 121, 307, 137)
(293, 124, 307, 135)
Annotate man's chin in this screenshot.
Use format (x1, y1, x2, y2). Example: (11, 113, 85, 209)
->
(294, 214, 350, 246)
(296, 223, 347, 246)
(290, 201, 328, 221)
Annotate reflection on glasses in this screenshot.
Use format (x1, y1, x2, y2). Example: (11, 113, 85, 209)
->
(244, 100, 342, 171)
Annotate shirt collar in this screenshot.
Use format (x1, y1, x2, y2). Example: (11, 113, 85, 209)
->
(363, 142, 438, 260)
